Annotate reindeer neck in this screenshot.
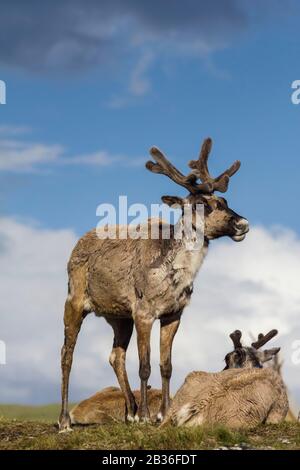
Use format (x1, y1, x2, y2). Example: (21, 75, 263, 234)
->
(170, 219, 209, 279)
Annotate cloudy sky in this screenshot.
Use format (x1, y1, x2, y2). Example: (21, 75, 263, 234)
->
(1, 1, 300, 409)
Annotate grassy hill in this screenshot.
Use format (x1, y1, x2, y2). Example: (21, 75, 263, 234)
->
(0, 404, 300, 450)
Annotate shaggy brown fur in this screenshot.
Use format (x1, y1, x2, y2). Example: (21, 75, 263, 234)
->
(70, 387, 162, 425)
(161, 368, 288, 429)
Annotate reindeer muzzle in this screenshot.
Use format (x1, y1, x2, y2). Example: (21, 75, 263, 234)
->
(232, 218, 249, 242)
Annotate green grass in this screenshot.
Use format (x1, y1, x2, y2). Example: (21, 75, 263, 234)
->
(0, 418, 245, 450)
(0, 418, 300, 450)
(0, 405, 299, 450)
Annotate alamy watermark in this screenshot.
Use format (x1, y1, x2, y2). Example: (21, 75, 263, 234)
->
(96, 196, 204, 251)
(0, 79, 6, 104)
(291, 339, 300, 365)
(291, 80, 300, 105)
(0, 340, 6, 365)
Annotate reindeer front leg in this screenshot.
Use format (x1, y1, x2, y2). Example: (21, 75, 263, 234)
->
(134, 315, 154, 423)
(107, 317, 137, 422)
(158, 312, 181, 422)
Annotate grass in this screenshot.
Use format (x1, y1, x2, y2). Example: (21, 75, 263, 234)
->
(0, 416, 300, 450)
(0, 418, 244, 450)
(0, 404, 299, 450)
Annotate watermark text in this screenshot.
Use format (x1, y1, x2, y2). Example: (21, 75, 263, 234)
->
(95, 196, 204, 251)
(291, 80, 300, 105)
(0, 340, 6, 365)
(0, 80, 6, 104)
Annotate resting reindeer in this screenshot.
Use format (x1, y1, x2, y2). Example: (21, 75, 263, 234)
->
(161, 330, 288, 429)
(70, 387, 162, 425)
(59, 137, 249, 431)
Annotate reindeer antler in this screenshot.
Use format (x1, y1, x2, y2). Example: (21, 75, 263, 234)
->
(146, 147, 213, 194)
(146, 138, 241, 195)
(229, 330, 242, 349)
(188, 138, 241, 193)
(251, 329, 278, 350)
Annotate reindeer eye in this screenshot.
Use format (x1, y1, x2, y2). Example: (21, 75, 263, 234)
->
(204, 203, 213, 215)
(220, 197, 227, 206)
(208, 200, 217, 210)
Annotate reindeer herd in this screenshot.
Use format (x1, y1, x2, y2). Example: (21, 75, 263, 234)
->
(58, 138, 288, 432)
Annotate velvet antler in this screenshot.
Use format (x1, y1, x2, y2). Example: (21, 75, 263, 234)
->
(229, 330, 243, 349)
(146, 138, 241, 195)
(251, 330, 278, 350)
(188, 138, 241, 193)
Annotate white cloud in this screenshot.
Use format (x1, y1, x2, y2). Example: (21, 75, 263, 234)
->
(62, 151, 121, 167)
(108, 51, 154, 108)
(0, 217, 77, 401)
(0, 218, 299, 412)
(0, 138, 64, 172)
(0, 129, 142, 172)
(129, 51, 154, 97)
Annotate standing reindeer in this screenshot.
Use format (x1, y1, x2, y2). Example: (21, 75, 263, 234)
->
(58, 137, 249, 431)
(161, 330, 288, 429)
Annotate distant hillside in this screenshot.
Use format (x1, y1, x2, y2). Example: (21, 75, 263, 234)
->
(0, 404, 76, 422)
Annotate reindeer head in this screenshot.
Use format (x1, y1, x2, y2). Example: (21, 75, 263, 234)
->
(146, 138, 249, 243)
(224, 329, 280, 370)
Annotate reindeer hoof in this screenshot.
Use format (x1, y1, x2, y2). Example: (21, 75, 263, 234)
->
(58, 414, 73, 433)
(134, 414, 151, 424)
(59, 426, 73, 434)
(126, 414, 135, 424)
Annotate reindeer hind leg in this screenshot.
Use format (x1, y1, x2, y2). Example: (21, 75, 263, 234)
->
(58, 298, 85, 432)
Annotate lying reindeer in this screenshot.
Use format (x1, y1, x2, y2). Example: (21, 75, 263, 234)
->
(161, 329, 288, 429)
(70, 387, 162, 425)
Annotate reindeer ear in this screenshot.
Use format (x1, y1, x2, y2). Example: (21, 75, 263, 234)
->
(261, 347, 280, 363)
(161, 196, 184, 208)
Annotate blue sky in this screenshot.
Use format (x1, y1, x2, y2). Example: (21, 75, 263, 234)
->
(1, 0, 300, 235)
(1, 1, 300, 406)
